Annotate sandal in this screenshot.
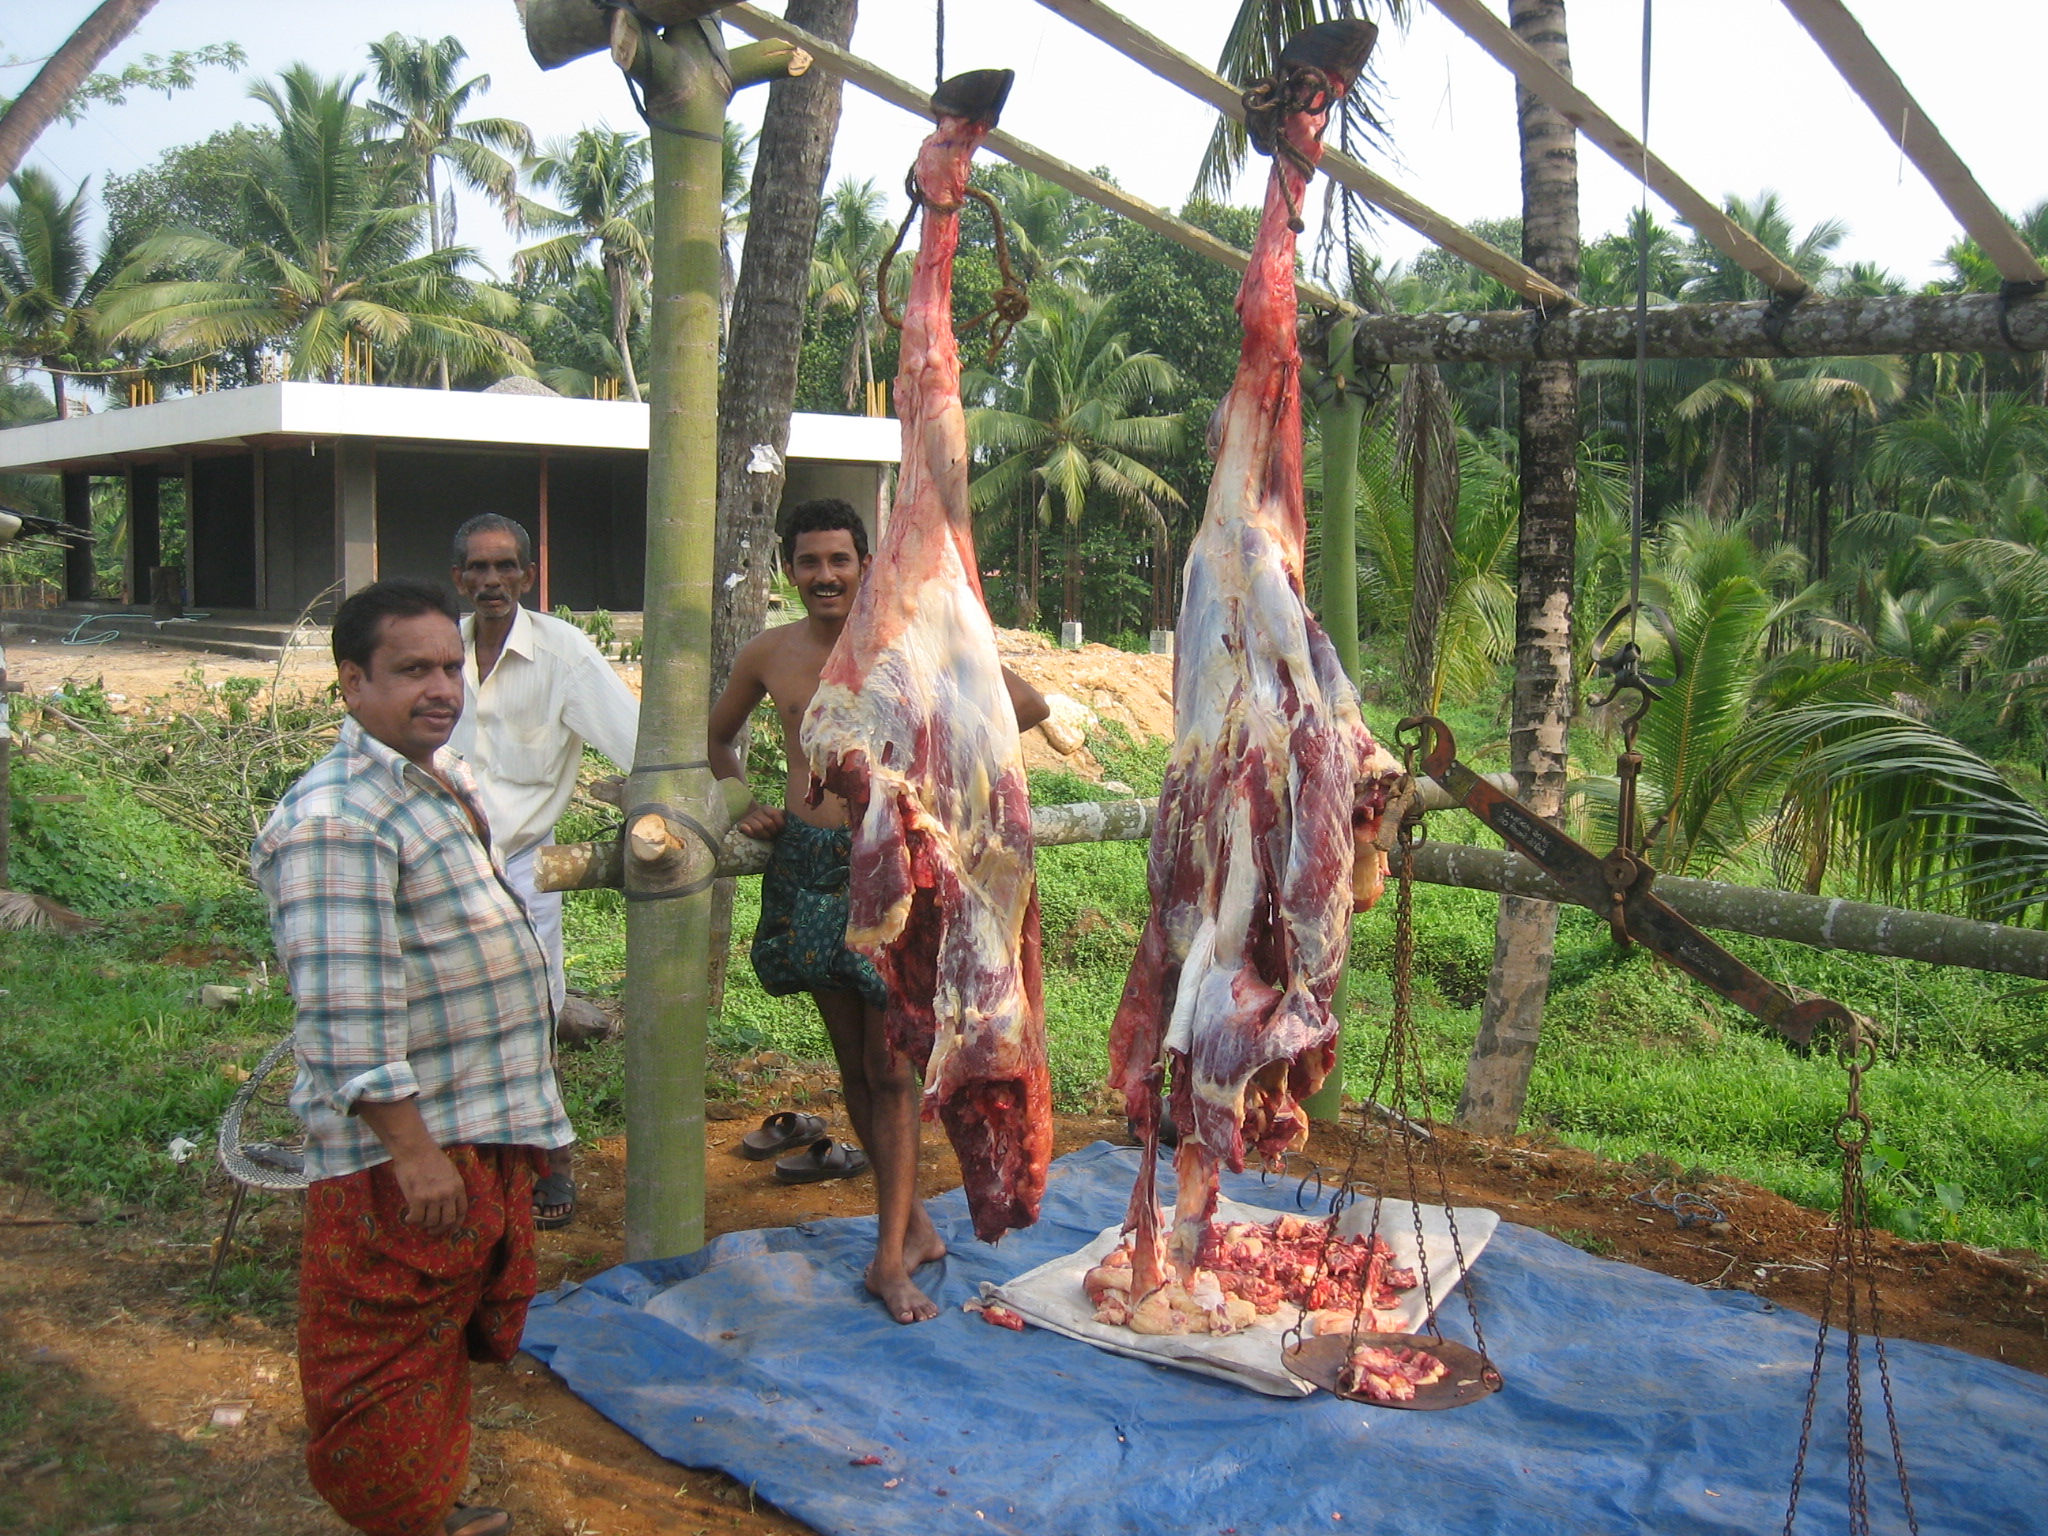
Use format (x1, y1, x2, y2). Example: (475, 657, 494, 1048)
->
(532, 1170, 575, 1231)
(773, 1137, 871, 1184)
(445, 1506, 511, 1536)
(739, 1110, 827, 1161)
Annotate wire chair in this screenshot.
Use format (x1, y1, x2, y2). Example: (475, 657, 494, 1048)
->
(209, 1029, 307, 1290)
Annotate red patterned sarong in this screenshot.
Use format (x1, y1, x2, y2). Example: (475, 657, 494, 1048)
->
(299, 1144, 545, 1536)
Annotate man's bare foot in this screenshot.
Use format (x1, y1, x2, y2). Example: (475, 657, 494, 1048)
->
(866, 1261, 941, 1325)
(907, 1203, 948, 1268)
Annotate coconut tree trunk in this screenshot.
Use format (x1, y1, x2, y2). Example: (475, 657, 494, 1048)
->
(622, 21, 806, 1261)
(1457, 0, 1581, 1138)
(0, 0, 159, 185)
(428, 157, 452, 390)
(705, 0, 856, 1017)
(1063, 521, 1082, 624)
(1144, 504, 1172, 632)
(608, 254, 644, 403)
(709, 0, 856, 696)
(1014, 508, 1033, 627)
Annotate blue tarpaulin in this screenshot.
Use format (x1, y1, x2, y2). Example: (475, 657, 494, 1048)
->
(521, 1142, 2048, 1536)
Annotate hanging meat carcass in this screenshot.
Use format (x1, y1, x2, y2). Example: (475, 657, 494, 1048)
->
(801, 69, 1052, 1243)
(1108, 20, 1401, 1296)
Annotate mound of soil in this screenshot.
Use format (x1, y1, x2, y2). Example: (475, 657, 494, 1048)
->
(996, 629, 1175, 779)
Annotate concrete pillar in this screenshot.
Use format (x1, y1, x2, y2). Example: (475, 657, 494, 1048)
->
(334, 439, 377, 596)
(61, 472, 93, 601)
(250, 449, 268, 611)
(124, 466, 160, 606)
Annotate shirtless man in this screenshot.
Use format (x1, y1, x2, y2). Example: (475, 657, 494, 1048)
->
(708, 497, 1047, 1325)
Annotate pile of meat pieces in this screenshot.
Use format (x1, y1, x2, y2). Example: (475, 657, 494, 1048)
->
(1080, 1212, 1416, 1338)
(1339, 1344, 1447, 1403)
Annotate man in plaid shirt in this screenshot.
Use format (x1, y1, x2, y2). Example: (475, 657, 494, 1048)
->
(254, 578, 573, 1536)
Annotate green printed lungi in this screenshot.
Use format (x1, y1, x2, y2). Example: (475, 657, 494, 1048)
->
(750, 817, 889, 1009)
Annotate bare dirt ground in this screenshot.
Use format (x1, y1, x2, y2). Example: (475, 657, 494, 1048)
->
(4, 1062, 2042, 1536)
(5, 635, 2041, 1531)
(0, 628, 1172, 782)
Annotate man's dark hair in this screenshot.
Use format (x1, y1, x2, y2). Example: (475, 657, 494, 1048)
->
(332, 578, 461, 671)
(779, 497, 869, 568)
(451, 513, 533, 569)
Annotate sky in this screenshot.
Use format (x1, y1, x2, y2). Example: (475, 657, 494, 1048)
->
(6, 1, 2044, 292)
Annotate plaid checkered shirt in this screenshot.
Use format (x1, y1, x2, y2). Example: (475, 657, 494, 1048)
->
(252, 714, 575, 1182)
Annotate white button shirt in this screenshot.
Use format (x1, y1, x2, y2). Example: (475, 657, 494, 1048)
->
(451, 605, 641, 860)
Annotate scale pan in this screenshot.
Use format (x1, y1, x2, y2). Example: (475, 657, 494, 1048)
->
(1282, 1333, 1501, 1411)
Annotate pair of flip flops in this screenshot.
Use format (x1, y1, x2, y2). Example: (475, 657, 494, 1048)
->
(739, 1110, 870, 1184)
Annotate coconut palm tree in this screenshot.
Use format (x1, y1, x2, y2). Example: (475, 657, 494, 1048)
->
(1682, 191, 1846, 304)
(808, 176, 895, 413)
(969, 289, 1184, 630)
(516, 128, 652, 401)
(719, 119, 756, 337)
(978, 165, 1111, 289)
(0, 167, 121, 415)
(366, 33, 532, 388)
(1352, 422, 1518, 710)
(1869, 392, 2048, 525)
(99, 66, 529, 385)
(366, 34, 531, 252)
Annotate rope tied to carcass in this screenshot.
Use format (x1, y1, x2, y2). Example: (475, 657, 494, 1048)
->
(1243, 62, 1337, 233)
(877, 170, 1030, 363)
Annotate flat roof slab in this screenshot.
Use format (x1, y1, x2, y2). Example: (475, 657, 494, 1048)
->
(0, 382, 901, 474)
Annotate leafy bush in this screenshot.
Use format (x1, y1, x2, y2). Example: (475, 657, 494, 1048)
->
(7, 756, 238, 915)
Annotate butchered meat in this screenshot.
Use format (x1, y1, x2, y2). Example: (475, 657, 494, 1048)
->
(1107, 21, 1400, 1287)
(801, 71, 1051, 1242)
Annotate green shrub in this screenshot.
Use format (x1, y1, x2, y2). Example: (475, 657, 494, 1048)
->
(8, 756, 237, 915)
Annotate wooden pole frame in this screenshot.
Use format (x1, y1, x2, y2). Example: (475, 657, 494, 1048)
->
(1337, 288, 2048, 366)
(1778, 0, 2046, 289)
(1426, 0, 1810, 300)
(1032, 0, 1570, 311)
(540, 794, 2048, 987)
(721, 4, 1355, 315)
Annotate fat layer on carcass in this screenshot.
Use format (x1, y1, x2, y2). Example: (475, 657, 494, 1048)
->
(800, 71, 1051, 1242)
(1107, 20, 1400, 1289)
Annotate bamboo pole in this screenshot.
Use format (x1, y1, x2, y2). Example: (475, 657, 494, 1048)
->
(1338, 290, 2048, 365)
(718, 4, 1353, 316)
(616, 20, 804, 1263)
(1427, 0, 1810, 301)
(1778, 0, 2046, 289)
(1030, 0, 1570, 311)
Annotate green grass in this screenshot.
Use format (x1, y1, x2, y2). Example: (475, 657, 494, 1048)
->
(0, 900, 289, 1211)
(4, 721, 2044, 1257)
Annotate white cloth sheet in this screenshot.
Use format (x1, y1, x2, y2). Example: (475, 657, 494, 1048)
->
(991, 1195, 1499, 1397)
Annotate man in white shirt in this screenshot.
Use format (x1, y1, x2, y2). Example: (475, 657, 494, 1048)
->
(447, 513, 640, 1229)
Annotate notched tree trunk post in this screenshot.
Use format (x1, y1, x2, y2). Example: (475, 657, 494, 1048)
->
(1458, 0, 1580, 1139)
(612, 14, 805, 1262)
